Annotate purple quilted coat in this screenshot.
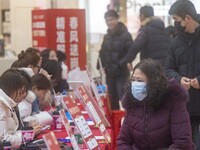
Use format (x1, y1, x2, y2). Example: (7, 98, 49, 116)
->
(117, 79, 195, 150)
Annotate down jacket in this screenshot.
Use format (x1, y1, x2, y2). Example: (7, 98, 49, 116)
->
(120, 17, 170, 66)
(117, 79, 194, 150)
(165, 25, 200, 117)
(18, 90, 36, 118)
(0, 89, 22, 148)
(18, 88, 53, 126)
(98, 22, 133, 77)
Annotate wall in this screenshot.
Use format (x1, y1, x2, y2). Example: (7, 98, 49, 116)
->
(10, 0, 51, 54)
(0, 57, 16, 75)
(0, 0, 10, 39)
(54, 0, 79, 8)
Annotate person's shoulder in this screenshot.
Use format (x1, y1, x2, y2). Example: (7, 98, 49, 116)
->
(170, 34, 183, 48)
(0, 99, 8, 109)
(118, 22, 131, 34)
(144, 17, 165, 30)
(167, 78, 188, 103)
(121, 92, 135, 110)
(0, 101, 8, 119)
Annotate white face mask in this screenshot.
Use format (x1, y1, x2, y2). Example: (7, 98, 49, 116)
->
(131, 81, 147, 101)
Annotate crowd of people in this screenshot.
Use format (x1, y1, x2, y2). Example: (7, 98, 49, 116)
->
(0, 0, 200, 149)
(0, 47, 69, 148)
(97, 0, 200, 149)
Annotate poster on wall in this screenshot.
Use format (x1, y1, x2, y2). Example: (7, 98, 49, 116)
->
(32, 9, 86, 70)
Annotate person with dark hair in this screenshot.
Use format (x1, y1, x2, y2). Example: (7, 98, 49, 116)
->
(31, 73, 52, 111)
(119, 5, 170, 67)
(31, 74, 51, 96)
(140, 5, 154, 18)
(165, 0, 200, 148)
(41, 48, 58, 64)
(97, 9, 133, 110)
(18, 73, 52, 116)
(25, 47, 42, 64)
(11, 49, 41, 74)
(57, 50, 68, 80)
(25, 47, 40, 54)
(18, 72, 53, 130)
(57, 50, 66, 63)
(11, 49, 51, 115)
(42, 60, 69, 93)
(117, 58, 194, 150)
(0, 69, 29, 148)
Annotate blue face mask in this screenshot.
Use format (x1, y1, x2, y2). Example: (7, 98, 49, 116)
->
(131, 81, 147, 101)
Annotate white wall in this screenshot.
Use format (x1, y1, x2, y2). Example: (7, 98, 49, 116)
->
(54, 0, 79, 8)
(88, 0, 109, 34)
(0, 57, 16, 75)
(10, 0, 51, 54)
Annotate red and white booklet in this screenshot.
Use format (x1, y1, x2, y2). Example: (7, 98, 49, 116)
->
(77, 85, 111, 144)
(59, 109, 80, 150)
(63, 95, 100, 150)
(42, 131, 61, 150)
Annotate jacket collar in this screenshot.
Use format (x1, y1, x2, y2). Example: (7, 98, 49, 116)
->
(0, 89, 17, 109)
(19, 67, 34, 77)
(107, 22, 127, 37)
(140, 16, 159, 26)
(24, 90, 36, 103)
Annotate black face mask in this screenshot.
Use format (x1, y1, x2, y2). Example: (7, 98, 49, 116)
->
(174, 21, 186, 33)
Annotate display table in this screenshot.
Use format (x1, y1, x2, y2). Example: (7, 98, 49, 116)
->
(37, 127, 113, 150)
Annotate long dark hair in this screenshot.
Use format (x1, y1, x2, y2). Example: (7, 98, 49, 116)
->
(41, 48, 51, 63)
(131, 59, 168, 111)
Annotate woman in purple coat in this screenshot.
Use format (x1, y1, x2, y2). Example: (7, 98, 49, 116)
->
(117, 58, 195, 150)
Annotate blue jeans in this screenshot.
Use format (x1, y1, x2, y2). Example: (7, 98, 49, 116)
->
(190, 117, 200, 150)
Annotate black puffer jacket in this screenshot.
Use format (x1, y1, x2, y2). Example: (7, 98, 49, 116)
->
(165, 26, 200, 117)
(120, 17, 170, 66)
(98, 22, 133, 77)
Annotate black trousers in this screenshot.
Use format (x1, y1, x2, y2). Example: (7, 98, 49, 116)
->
(106, 74, 129, 110)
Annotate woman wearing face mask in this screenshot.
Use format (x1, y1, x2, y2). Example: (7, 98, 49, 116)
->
(117, 58, 195, 150)
(0, 69, 29, 148)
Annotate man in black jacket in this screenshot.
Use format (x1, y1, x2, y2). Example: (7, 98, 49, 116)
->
(119, 5, 170, 67)
(97, 10, 133, 110)
(165, 0, 200, 148)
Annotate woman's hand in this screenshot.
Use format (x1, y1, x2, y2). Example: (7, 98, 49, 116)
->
(33, 124, 43, 135)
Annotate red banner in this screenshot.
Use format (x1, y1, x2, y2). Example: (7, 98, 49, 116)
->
(32, 9, 86, 70)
